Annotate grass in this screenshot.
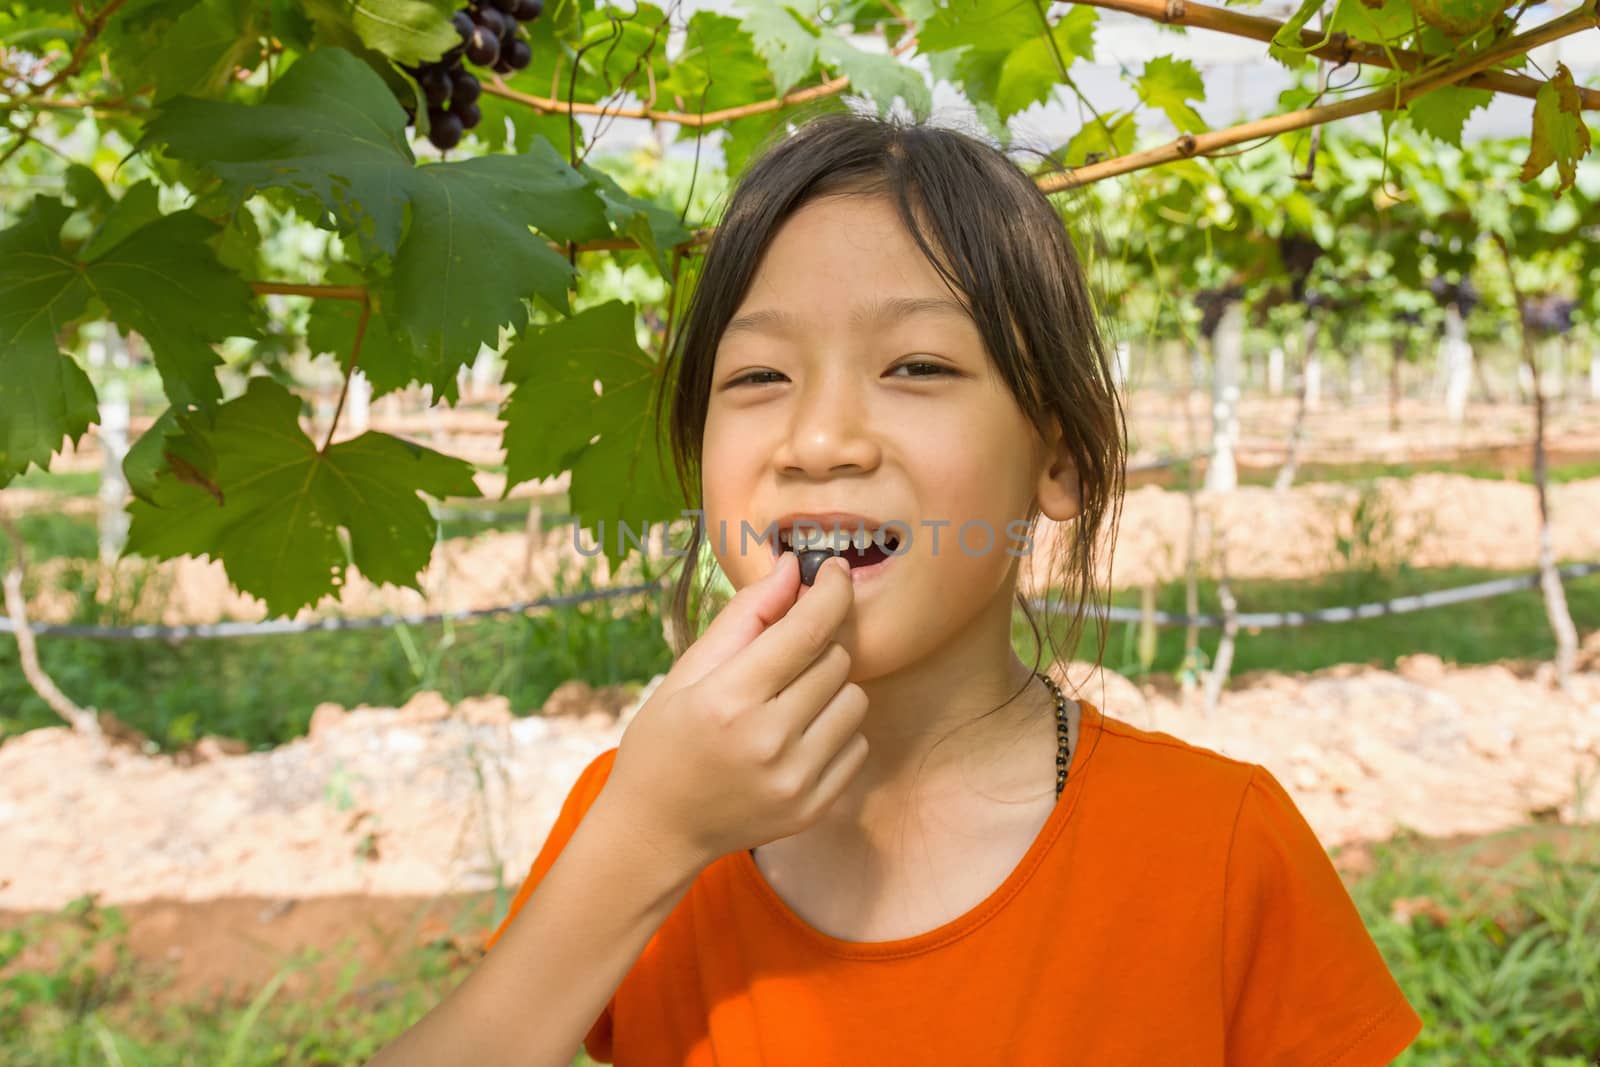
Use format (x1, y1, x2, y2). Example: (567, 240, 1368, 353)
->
(3, 826, 1596, 1064)
(1011, 565, 1600, 683)
(0, 556, 677, 751)
(4, 559, 1595, 751)
(1129, 455, 1600, 491)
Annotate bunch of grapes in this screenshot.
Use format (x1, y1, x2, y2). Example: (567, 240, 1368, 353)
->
(403, 0, 544, 151)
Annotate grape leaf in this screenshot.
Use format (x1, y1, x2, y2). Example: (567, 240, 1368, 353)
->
(574, 162, 694, 279)
(1405, 85, 1493, 145)
(735, 0, 821, 97)
(305, 263, 456, 400)
(1058, 110, 1136, 167)
(136, 0, 267, 101)
(0, 202, 98, 483)
(1415, 0, 1510, 39)
(126, 376, 481, 616)
(499, 300, 687, 576)
(0, 192, 258, 481)
(1135, 55, 1206, 134)
(1329, 0, 1415, 45)
(138, 47, 616, 372)
(1267, 0, 1322, 67)
(657, 11, 773, 113)
(817, 34, 932, 121)
(1521, 64, 1591, 195)
(314, 0, 459, 67)
(914, 0, 1096, 122)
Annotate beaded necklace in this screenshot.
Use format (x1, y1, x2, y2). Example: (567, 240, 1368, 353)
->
(1037, 671, 1072, 802)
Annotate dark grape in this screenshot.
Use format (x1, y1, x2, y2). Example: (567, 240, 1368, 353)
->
(451, 99, 482, 130)
(465, 25, 500, 65)
(419, 64, 452, 107)
(489, 0, 520, 13)
(512, 0, 542, 20)
(798, 549, 836, 587)
(428, 108, 464, 150)
(477, 5, 508, 37)
(453, 70, 481, 105)
(502, 37, 531, 70)
(451, 9, 474, 39)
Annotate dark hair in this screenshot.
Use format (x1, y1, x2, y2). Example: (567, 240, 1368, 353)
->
(650, 107, 1126, 776)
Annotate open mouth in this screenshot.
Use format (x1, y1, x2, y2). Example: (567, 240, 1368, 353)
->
(773, 528, 903, 569)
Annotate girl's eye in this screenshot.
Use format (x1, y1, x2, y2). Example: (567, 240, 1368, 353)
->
(890, 360, 951, 378)
(727, 361, 950, 388)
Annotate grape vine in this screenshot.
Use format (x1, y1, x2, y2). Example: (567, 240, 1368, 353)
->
(0, 0, 1594, 617)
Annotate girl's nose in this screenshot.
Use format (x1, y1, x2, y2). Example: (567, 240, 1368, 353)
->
(775, 374, 880, 477)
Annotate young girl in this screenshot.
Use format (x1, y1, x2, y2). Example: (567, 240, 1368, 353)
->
(372, 111, 1423, 1066)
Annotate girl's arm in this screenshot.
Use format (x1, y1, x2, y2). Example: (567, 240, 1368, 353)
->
(368, 788, 706, 1067)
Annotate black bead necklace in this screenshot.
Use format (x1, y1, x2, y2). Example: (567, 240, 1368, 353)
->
(1037, 671, 1072, 802)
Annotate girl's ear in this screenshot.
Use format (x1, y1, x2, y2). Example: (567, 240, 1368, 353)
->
(1035, 420, 1081, 523)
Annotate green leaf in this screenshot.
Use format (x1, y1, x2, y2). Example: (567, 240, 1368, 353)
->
(1058, 110, 1136, 167)
(1267, 0, 1323, 67)
(84, 210, 262, 410)
(817, 35, 932, 121)
(575, 161, 694, 279)
(312, 0, 459, 67)
(1415, 0, 1511, 38)
(656, 11, 773, 114)
(736, 0, 822, 96)
(139, 48, 616, 372)
(305, 264, 453, 400)
(1405, 85, 1493, 145)
(915, 0, 1096, 122)
(1521, 64, 1591, 196)
(1135, 55, 1206, 134)
(146, 0, 266, 100)
(126, 377, 480, 616)
(0, 201, 98, 482)
(1329, 0, 1415, 45)
(499, 301, 687, 576)
(0, 193, 257, 478)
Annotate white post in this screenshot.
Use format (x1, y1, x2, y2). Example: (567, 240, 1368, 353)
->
(90, 325, 131, 564)
(1206, 302, 1243, 493)
(1112, 340, 1129, 391)
(348, 369, 371, 433)
(1304, 353, 1322, 411)
(1589, 348, 1599, 400)
(472, 347, 498, 396)
(1267, 345, 1284, 396)
(1441, 304, 1472, 422)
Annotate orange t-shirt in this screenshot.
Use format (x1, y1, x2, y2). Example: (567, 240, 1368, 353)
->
(485, 700, 1423, 1065)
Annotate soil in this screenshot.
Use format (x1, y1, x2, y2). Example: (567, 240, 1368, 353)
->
(4, 653, 1599, 1006)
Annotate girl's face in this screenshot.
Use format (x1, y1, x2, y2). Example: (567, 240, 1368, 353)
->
(702, 193, 1072, 680)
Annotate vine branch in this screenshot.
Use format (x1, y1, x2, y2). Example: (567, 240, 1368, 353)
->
(1038, 6, 1598, 192)
(1076, 0, 1600, 110)
(321, 293, 372, 453)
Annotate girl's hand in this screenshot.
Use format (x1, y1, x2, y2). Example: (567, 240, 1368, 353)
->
(604, 550, 867, 871)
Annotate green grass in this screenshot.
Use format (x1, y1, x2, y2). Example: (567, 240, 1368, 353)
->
(0, 562, 676, 752)
(1012, 565, 1600, 683)
(6, 560, 1595, 751)
(1130, 455, 1600, 490)
(3, 826, 1597, 1063)
(8, 469, 100, 496)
